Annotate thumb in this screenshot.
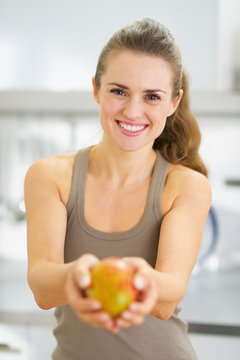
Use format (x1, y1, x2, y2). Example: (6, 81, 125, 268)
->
(133, 274, 147, 291)
(78, 274, 91, 289)
(75, 254, 99, 289)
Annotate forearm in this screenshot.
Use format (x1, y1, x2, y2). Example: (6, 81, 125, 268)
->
(150, 269, 187, 320)
(28, 260, 74, 310)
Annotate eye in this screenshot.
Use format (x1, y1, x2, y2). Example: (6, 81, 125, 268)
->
(146, 93, 161, 101)
(110, 88, 126, 96)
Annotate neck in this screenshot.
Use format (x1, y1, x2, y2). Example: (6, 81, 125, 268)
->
(88, 139, 157, 188)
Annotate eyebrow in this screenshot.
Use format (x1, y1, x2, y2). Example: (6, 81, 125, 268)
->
(107, 82, 167, 94)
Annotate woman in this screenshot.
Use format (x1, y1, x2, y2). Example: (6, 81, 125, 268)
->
(25, 18, 211, 359)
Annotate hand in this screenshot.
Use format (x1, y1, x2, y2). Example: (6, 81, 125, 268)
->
(114, 257, 158, 330)
(65, 254, 117, 333)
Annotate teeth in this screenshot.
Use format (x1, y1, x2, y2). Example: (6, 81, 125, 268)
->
(119, 122, 145, 132)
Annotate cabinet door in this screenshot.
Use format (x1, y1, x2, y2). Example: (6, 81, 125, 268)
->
(2, 324, 56, 360)
(27, 326, 57, 360)
(0, 324, 30, 359)
(190, 334, 240, 360)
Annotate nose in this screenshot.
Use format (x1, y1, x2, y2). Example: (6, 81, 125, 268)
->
(122, 96, 144, 121)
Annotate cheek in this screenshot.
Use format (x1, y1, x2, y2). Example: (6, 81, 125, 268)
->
(157, 119, 167, 133)
(99, 98, 122, 131)
(152, 106, 168, 124)
(101, 97, 123, 117)
(153, 114, 167, 137)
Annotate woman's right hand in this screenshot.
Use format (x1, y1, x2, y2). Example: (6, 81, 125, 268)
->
(65, 254, 118, 333)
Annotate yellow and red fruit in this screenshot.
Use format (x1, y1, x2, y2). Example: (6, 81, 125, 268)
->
(85, 257, 137, 318)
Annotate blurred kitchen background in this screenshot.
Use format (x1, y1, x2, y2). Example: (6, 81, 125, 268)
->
(0, 0, 240, 359)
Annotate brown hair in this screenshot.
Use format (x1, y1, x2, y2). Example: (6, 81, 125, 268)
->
(94, 18, 208, 177)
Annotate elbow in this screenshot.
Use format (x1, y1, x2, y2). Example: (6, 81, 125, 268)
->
(153, 308, 175, 321)
(151, 303, 179, 320)
(158, 311, 173, 321)
(31, 287, 54, 310)
(34, 296, 53, 310)
(151, 273, 187, 320)
(27, 272, 53, 311)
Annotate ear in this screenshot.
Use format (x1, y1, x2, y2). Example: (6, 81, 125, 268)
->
(92, 77, 100, 104)
(167, 89, 183, 117)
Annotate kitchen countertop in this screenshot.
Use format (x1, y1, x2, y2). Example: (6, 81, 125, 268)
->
(0, 257, 56, 327)
(180, 269, 240, 335)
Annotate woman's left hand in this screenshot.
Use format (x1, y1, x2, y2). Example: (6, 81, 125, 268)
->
(114, 257, 158, 330)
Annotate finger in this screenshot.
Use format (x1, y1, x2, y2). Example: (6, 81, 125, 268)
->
(67, 282, 102, 314)
(121, 310, 144, 325)
(118, 310, 145, 327)
(74, 254, 100, 290)
(123, 257, 148, 271)
(115, 319, 131, 329)
(77, 298, 102, 313)
(65, 270, 100, 313)
(79, 253, 100, 270)
(130, 315, 145, 326)
(141, 283, 158, 312)
(77, 310, 113, 329)
(129, 285, 157, 316)
(134, 274, 147, 291)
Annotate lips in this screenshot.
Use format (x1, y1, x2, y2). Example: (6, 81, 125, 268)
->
(116, 120, 148, 136)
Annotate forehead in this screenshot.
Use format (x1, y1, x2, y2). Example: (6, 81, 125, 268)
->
(102, 50, 174, 88)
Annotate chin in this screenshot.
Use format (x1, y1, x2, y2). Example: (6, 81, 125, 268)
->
(116, 140, 153, 153)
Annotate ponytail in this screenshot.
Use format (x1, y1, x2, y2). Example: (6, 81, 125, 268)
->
(153, 71, 208, 177)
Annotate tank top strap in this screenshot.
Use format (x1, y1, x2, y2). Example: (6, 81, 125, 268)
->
(151, 151, 169, 224)
(66, 146, 91, 214)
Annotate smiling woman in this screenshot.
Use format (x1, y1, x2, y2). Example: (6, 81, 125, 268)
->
(24, 18, 211, 360)
(94, 20, 208, 175)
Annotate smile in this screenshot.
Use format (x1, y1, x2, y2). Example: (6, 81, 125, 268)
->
(116, 120, 148, 136)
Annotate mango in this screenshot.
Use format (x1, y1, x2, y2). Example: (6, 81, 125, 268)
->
(85, 257, 137, 318)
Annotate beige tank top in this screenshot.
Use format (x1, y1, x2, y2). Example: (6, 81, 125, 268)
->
(52, 146, 197, 360)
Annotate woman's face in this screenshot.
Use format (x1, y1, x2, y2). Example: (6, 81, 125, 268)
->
(93, 51, 182, 152)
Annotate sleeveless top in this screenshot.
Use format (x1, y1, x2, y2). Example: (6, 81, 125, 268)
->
(52, 146, 197, 360)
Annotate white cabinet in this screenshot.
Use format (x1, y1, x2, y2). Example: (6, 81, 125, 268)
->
(190, 333, 240, 360)
(27, 326, 56, 360)
(0, 325, 30, 359)
(2, 325, 56, 360)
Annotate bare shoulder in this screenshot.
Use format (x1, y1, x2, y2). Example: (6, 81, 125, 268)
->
(162, 163, 212, 215)
(168, 163, 211, 192)
(25, 152, 76, 205)
(25, 152, 76, 182)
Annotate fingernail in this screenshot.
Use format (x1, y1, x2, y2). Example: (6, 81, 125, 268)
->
(111, 324, 119, 333)
(116, 320, 125, 327)
(129, 303, 138, 312)
(100, 314, 110, 322)
(78, 275, 90, 288)
(91, 302, 101, 310)
(122, 312, 132, 320)
(134, 275, 145, 290)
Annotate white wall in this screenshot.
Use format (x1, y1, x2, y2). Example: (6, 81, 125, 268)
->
(0, 0, 219, 91)
(217, 0, 240, 90)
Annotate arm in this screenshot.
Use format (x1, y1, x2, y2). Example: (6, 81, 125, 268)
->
(25, 159, 118, 332)
(116, 169, 211, 327)
(24, 158, 71, 309)
(151, 170, 212, 319)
